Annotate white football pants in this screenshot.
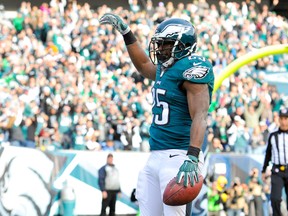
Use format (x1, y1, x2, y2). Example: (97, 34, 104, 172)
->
(136, 149, 204, 216)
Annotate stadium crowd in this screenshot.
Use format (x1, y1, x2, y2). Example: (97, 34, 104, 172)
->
(0, 0, 287, 154)
(207, 166, 273, 216)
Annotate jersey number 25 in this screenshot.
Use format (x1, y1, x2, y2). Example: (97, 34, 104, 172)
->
(152, 88, 169, 125)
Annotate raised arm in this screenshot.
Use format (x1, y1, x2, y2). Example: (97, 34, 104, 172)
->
(126, 42, 157, 80)
(99, 13, 156, 80)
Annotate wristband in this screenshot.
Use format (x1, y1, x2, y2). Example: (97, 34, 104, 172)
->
(187, 146, 200, 158)
(123, 30, 137, 45)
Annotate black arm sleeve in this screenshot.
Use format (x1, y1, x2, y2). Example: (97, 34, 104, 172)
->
(262, 133, 273, 173)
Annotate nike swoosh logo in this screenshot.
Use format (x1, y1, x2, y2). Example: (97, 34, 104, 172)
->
(169, 154, 180, 158)
(193, 62, 201, 66)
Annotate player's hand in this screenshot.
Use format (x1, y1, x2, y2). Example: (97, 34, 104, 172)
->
(99, 13, 130, 35)
(176, 155, 199, 187)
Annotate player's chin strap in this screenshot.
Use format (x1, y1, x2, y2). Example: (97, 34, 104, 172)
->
(162, 57, 174, 68)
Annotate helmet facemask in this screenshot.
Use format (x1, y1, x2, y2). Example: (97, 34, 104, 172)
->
(149, 38, 175, 66)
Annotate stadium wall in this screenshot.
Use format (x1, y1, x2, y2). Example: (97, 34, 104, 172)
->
(0, 146, 266, 216)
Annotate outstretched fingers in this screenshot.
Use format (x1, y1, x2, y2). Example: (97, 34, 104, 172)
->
(176, 172, 184, 184)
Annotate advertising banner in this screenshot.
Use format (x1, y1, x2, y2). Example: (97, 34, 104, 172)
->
(0, 147, 209, 215)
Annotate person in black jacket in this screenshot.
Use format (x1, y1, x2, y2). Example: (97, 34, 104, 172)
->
(98, 153, 121, 216)
(262, 107, 288, 216)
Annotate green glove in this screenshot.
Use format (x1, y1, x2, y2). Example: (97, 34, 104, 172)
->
(176, 155, 199, 187)
(99, 13, 130, 35)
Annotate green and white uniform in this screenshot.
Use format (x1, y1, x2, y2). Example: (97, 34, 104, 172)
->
(149, 54, 214, 151)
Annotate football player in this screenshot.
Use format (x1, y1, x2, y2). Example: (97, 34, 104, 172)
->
(100, 14, 214, 216)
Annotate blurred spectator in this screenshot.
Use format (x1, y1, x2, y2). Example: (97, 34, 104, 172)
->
(86, 131, 102, 151)
(213, 115, 230, 151)
(208, 180, 226, 216)
(243, 97, 265, 131)
(22, 115, 37, 148)
(246, 168, 264, 216)
(249, 125, 266, 154)
(129, 0, 140, 13)
(271, 91, 284, 113)
(226, 177, 248, 216)
(209, 137, 224, 153)
(215, 175, 230, 214)
(259, 121, 269, 142)
(230, 103, 245, 124)
(13, 12, 24, 33)
(73, 124, 86, 150)
(101, 139, 116, 152)
(145, 0, 155, 18)
(227, 115, 250, 153)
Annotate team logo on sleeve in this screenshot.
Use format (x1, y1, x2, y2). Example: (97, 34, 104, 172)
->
(183, 66, 209, 79)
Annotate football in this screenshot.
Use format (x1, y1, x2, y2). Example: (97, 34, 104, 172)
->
(163, 175, 204, 206)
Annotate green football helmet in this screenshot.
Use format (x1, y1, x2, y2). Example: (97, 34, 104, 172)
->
(149, 18, 197, 68)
